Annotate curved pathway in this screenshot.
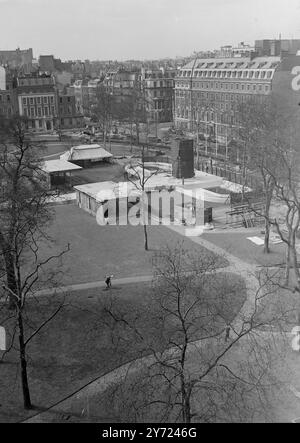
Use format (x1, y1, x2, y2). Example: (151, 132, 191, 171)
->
(24, 225, 298, 423)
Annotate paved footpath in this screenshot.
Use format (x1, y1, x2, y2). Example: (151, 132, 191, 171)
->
(168, 225, 260, 324)
(24, 225, 300, 423)
(35, 275, 153, 297)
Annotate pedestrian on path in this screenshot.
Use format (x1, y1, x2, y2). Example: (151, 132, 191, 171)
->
(105, 275, 113, 289)
(225, 326, 231, 343)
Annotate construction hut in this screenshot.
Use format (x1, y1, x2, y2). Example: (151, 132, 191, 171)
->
(60, 144, 113, 168)
(41, 159, 82, 190)
(74, 181, 141, 220)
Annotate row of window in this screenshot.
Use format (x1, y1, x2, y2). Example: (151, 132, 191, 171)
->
(18, 78, 53, 87)
(24, 120, 53, 131)
(23, 106, 56, 117)
(22, 95, 55, 106)
(0, 107, 12, 115)
(144, 72, 176, 80)
(176, 109, 238, 125)
(59, 96, 72, 103)
(147, 81, 174, 88)
(176, 81, 270, 93)
(59, 106, 73, 115)
(178, 70, 274, 80)
(176, 91, 269, 102)
(152, 90, 171, 98)
(0, 94, 11, 102)
(176, 94, 266, 116)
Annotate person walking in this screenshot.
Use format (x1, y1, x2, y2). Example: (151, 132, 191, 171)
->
(225, 326, 231, 343)
(105, 275, 113, 289)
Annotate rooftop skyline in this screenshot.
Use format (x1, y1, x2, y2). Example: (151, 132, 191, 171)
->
(1, 0, 300, 61)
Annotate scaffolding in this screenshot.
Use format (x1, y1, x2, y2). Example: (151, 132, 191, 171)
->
(226, 202, 265, 228)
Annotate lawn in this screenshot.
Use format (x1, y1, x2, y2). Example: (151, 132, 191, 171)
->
(202, 231, 287, 267)
(90, 332, 300, 423)
(35, 204, 228, 288)
(41, 142, 72, 158)
(0, 272, 246, 423)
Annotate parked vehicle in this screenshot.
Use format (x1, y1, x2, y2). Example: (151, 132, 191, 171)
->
(148, 135, 162, 144)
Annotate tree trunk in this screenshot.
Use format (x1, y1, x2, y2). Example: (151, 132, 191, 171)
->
(103, 128, 106, 148)
(135, 122, 140, 145)
(285, 245, 291, 286)
(183, 394, 192, 423)
(4, 251, 18, 309)
(180, 376, 192, 423)
(264, 219, 270, 254)
(291, 240, 300, 290)
(18, 310, 32, 409)
(143, 225, 148, 251)
(263, 191, 272, 254)
(130, 122, 133, 153)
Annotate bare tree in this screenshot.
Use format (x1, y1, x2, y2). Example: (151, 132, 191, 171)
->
(114, 79, 151, 146)
(0, 116, 50, 308)
(97, 245, 290, 423)
(236, 98, 284, 253)
(0, 116, 69, 409)
(266, 145, 300, 288)
(0, 246, 69, 410)
(91, 85, 114, 149)
(125, 146, 159, 251)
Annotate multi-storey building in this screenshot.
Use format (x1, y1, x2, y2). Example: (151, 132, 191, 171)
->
(255, 39, 300, 57)
(102, 67, 176, 125)
(17, 72, 58, 131)
(175, 56, 277, 135)
(39, 55, 56, 73)
(70, 78, 102, 115)
(216, 42, 255, 58)
(174, 44, 300, 159)
(57, 93, 84, 129)
(71, 79, 90, 115)
(0, 48, 33, 72)
(0, 66, 18, 117)
(71, 61, 86, 80)
(141, 68, 175, 125)
(103, 69, 140, 105)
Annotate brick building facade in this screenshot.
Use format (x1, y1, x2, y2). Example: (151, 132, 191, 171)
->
(0, 48, 33, 72)
(17, 72, 58, 131)
(58, 94, 84, 129)
(174, 52, 300, 159)
(174, 39, 300, 160)
(141, 68, 175, 125)
(0, 66, 18, 117)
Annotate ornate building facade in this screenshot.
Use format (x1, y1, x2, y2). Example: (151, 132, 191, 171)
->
(174, 40, 300, 160)
(17, 72, 58, 131)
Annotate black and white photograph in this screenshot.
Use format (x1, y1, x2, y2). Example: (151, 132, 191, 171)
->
(1, 0, 300, 427)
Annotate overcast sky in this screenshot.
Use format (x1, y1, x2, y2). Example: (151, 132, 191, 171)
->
(1, 0, 300, 60)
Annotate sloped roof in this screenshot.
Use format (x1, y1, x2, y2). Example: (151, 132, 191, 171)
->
(181, 56, 281, 71)
(41, 159, 82, 173)
(74, 181, 140, 201)
(61, 144, 113, 162)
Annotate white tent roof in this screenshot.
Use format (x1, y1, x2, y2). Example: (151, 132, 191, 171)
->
(125, 166, 223, 191)
(41, 159, 82, 173)
(178, 187, 230, 204)
(61, 144, 113, 162)
(74, 181, 141, 201)
(220, 180, 252, 193)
